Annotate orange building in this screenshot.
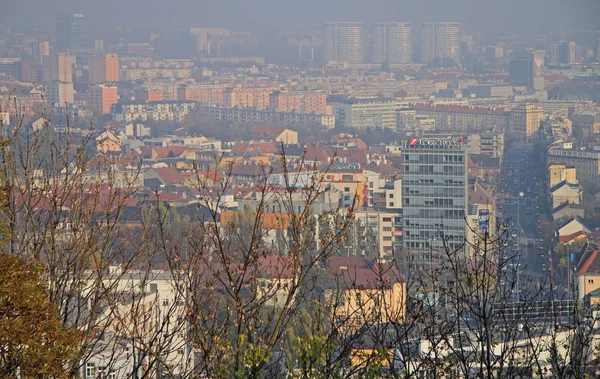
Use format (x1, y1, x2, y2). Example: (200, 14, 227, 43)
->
(224, 85, 276, 109)
(177, 84, 228, 106)
(89, 84, 118, 114)
(89, 54, 119, 83)
(268, 91, 327, 114)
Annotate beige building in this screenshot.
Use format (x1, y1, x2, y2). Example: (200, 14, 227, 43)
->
(547, 146, 600, 186)
(548, 163, 578, 188)
(510, 103, 543, 141)
(331, 97, 398, 129)
(323, 22, 365, 64)
(89, 54, 119, 83)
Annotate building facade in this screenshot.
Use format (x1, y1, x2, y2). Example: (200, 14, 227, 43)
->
(371, 22, 413, 64)
(401, 138, 468, 267)
(323, 22, 365, 64)
(89, 54, 119, 84)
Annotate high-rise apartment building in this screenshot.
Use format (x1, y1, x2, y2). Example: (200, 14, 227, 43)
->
(89, 54, 119, 84)
(549, 44, 560, 65)
(56, 14, 90, 51)
(401, 138, 468, 267)
(418, 22, 461, 65)
(559, 41, 576, 65)
(434, 22, 461, 64)
(323, 22, 365, 64)
(42, 53, 73, 83)
(371, 22, 413, 64)
(419, 23, 436, 63)
(509, 51, 544, 90)
(89, 84, 118, 114)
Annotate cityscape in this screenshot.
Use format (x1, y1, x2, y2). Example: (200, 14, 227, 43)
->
(0, 1, 600, 378)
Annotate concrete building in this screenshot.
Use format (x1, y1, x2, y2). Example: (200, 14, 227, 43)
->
(434, 22, 461, 65)
(401, 137, 468, 267)
(410, 103, 509, 131)
(330, 97, 397, 129)
(224, 86, 276, 109)
(177, 84, 228, 105)
(89, 84, 118, 114)
(418, 22, 461, 65)
(549, 44, 560, 65)
(509, 51, 544, 91)
(548, 163, 578, 188)
(509, 103, 543, 141)
(559, 41, 576, 65)
(56, 14, 90, 51)
(47, 81, 75, 106)
(196, 105, 335, 128)
(547, 146, 600, 186)
(371, 22, 412, 64)
(550, 181, 582, 209)
(89, 54, 119, 83)
(113, 101, 199, 123)
(42, 53, 73, 83)
(268, 91, 328, 114)
(396, 109, 435, 133)
(323, 22, 365, 64)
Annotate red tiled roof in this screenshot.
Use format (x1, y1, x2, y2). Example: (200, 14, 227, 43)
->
(577, 251, 598, 275)
(154, 167, 185, 185)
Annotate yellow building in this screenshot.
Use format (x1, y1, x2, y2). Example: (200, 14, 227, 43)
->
(327, 257, 406, 334)
(548, 163, 578, 188)
(509, 103, 543, 142)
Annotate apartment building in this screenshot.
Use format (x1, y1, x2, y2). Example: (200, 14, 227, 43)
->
(549, 163, 578, 188)
(113, 101, 199, 123)
(89, 54, 119, 84)
(197, 105, 335, 128)
(224, 86, 277, 109)
(177, 84, 228, 106)
(371, 22, 412, 64)
(89, 84, 118, 114)
(323, 22, 365, 64)
(410, 103, 509, 131)
(509, 103, 543, 141)
(547, 146, 600, 186)
(330, 97, 398, 129)
(268, 90, 327, 115)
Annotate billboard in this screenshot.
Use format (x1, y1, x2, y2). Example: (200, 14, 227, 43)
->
(478, 209, 490, 231)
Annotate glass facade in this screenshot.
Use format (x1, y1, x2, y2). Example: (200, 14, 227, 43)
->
(401, 139, 468, 265)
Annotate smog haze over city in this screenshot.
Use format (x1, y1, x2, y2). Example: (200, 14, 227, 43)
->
(1, 0, 600, 378)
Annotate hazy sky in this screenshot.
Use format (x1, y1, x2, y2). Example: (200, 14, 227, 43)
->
(2, 0, 599, 36)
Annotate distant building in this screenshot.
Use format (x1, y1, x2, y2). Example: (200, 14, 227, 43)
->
(127, 43, 153, 58)
(55, 14, 90, 51)
(509, 103, 543, 142)
(548, 163, 578, 188)
(224, 86, 276, 109)
(42, 53, 73, 83)
(89, 54, 119, 83)
(509, 51, 544, 91)
(549, 44, 560, 65)
(330, 97, 397, 129)
(323, 22, 365, 64)
(547, 146, 600, 186)
(559, 41, 576, 65)
(89, 84, 118, 114)
(268, 91, 327, 115)
(371, 22, 412, 64)
(401, 137, 468, 267)
(418, 22, 461, 65)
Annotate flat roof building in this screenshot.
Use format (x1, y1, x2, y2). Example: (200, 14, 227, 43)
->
(401, 138, 468, 268)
